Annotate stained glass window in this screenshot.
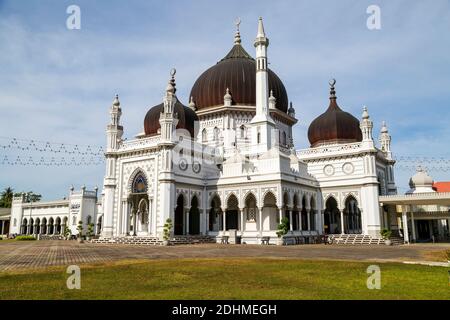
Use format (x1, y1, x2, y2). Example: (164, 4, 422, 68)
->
(132, 173, 148, 194)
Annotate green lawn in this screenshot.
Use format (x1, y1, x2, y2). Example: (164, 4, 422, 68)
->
(0, 258, 449, 300)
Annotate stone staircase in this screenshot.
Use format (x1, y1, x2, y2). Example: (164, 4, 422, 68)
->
(91, 235, 216, 246)
(332, 234, 397, 245)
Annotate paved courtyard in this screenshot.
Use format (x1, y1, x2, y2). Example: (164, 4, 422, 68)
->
(0, 240, 448, 271)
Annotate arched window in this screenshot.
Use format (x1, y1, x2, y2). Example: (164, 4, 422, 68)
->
(87, 215, 92, 225)
(72, 215, 77, 226)
(202, 128, 207, 143)
(132, 172, 148, 194)
(213, 127, 220, 142)
(240, 125, 246, 139)
(282, 132, 287, 146)
(13, 218, 17, 227)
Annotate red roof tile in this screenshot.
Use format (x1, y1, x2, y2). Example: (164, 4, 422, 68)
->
(433, 182, 450, 193)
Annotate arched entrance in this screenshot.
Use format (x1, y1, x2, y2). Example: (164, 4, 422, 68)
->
(225, 194, 239, 230)
(344, 196, 362, 234)
(21, 218, 28, 234)
(189, 196, 200, 235)
(292, 194, 299, 230)
(301, 196, 308, 230)
(41, 218, 47, 234)
(262, 192, 278, 231)
(324, 197, 341, 234)
(48, 218, 54, 234)
(55, 217, 61, 234)
(35, 218, 40, 235)
(29, 218, 34, 234)
(174, 194, 184, 235)
(128, 171, 149, 236)
(209, 195, 221, 232)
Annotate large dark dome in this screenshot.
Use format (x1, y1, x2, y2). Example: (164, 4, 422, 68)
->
(308, 81, 362, 147)
(144, 98, 198, 137)
(189, 43, 289, 112)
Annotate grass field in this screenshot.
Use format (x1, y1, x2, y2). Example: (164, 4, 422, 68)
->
(0, 258, 449, 300)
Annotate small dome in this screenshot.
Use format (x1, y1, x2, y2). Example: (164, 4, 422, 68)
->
(408, 167, 434, 191)
(308, 80, 362, 147)
(189, 43, 289, 112)
(143, 98, 198, 137)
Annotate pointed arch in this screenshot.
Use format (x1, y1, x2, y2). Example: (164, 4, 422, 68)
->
(343, 195, 362, 234)
(174, 194, 185, 235)
(128, 168, 150, 194)
(225, 192, 239, 209)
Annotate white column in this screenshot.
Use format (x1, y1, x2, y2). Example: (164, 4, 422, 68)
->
(340, 209, 345, 234)
(240, 208, 245, 235)
(186, 209, 190, 235)
(278, 208, 283, 223)
(411, 210, 416, 242)
(0, 221, 4, 235)
(307, 209, 311, 231)
(402, 205, 409, 244)
(222, 209, 226, 232)
(258, 207, 263, 235)
(289, 210, 293, 231)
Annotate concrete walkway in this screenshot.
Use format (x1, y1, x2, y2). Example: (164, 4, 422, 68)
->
(0, 240, 448, 271)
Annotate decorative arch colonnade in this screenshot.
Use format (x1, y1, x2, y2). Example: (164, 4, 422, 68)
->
(20, 216, 67, 236)
(323, 195, 362, 234)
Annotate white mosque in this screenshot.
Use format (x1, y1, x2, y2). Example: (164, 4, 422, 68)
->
(8, 18, 450, 245)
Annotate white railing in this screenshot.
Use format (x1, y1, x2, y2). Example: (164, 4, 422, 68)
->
(297, 142, 362, 158)
(119, 136, 161, 151)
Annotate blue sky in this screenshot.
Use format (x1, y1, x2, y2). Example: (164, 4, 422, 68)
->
(1, 0, 450, 199)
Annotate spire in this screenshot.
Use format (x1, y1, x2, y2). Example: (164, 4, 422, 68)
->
(288, 101, 295, 117)
(166, 68, 176, 94)
(234, 17, 241, 45)
(327, 78, 341, 111)
(362, 106, 369, 120)
(188, 96, 196, 111)
(224, 88, 232, 107)
(113, 94, 120, 107)
(381, 121, 388, 133)
(257, 17, 266, 38)
(269, 90, 276, 109)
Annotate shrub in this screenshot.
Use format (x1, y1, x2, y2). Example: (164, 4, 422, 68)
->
(86, 223, 95, 237)
(77, 221, 83, 238)
(15, 235, 36, 241)
(380, 229, 392, 240)
(276, 217, 290, 238)
(163, 218, 173, 241)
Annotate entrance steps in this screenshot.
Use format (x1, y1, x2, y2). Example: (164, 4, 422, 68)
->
(333, 234, 385, 245)
(91, 235, 216, 246)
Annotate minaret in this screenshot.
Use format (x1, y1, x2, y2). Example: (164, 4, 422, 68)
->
(360, 106, 374, 149)
(250, 17, 276, 154)
(106, 94, 123, 152)
(158, 69, 179, 240)
(253, 17, 272, 122)
(159, 69, 179, 145)
(379, 121, 392, 160)
(102, 94, 123, 238)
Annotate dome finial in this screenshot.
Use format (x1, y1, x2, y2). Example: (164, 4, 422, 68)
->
(234, 17, 242, 45)
(362, 105, 369, 119)
(329, 78, 336, 99)
(224, 87, 232, 106)
(166, 68, 176, 94)
(188, 96, 196, 111)
(113, 94, 120, 106)
(381, 121, 388, 133)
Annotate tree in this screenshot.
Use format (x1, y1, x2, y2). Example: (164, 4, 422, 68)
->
(276, 217, 290, 238)
(0, 187, 14, 208)
(77, 221, 84, 238)
(14, 191, 42, 203)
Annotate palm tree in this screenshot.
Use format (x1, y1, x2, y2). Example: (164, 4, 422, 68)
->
(0, 187, 14, 208)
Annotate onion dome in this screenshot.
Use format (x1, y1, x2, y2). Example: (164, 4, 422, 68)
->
(307, 79, 362, 147)
(407, 166, 435, 193)
(189, 26, 288, 112)
(144, 72, 198, 137)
